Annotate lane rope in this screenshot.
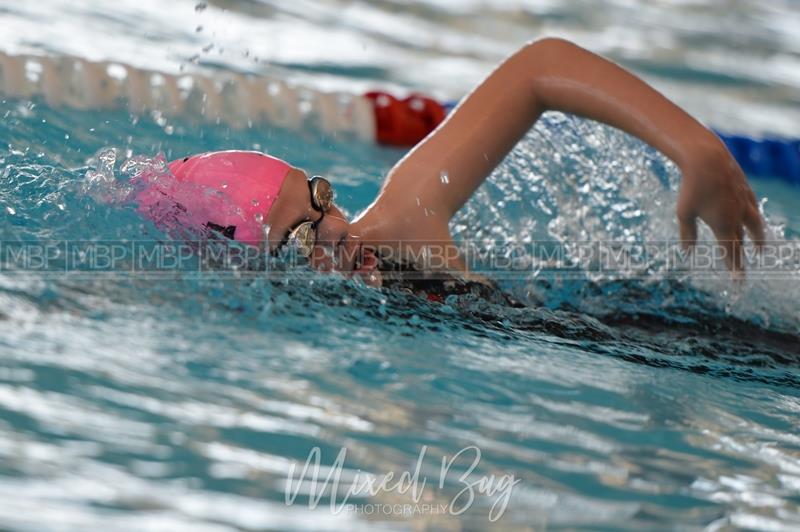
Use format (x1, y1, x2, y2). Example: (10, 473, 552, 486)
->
(1, 52, 797, 185)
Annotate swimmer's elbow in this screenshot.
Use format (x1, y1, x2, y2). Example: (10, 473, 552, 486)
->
(518, 37, 585, 106)
(522, 37, 580, 60)
(510, 37, 582, 84)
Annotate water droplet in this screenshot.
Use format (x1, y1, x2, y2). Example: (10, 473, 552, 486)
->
(254, 213, 263, 223)
(56, 203, 65, 211)
(416, 197, 421, 207)
(440, 170, 449, 184)
(194, 2, 207, 12)
(6, 206, 16, 215)
(221, 182, 228, 189)
(251, 199, 260, 207)
(195, 25, 203, 33)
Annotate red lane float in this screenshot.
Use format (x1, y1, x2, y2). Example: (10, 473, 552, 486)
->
(365, 91, 446, 147)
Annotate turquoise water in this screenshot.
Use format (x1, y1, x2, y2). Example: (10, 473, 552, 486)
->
(1, 1, 800, 530)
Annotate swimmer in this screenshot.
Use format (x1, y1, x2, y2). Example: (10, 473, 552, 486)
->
(149, 38, 765, 294)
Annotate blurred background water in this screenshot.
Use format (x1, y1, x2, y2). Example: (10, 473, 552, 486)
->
(0, 1, 799, 530)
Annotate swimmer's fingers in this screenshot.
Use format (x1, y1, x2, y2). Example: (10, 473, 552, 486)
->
(678, 214, 698, 253)
(712, 225, 745, 279)
(676, 185, 698, 252)
(744, 199, 766, 251)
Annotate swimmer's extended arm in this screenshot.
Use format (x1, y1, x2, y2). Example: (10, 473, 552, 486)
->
(366, 37, 764, 274)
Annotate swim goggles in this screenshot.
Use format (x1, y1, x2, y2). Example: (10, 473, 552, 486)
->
(285, 176, 334, 257)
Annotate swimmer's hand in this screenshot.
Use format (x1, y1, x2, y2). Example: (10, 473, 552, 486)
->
(677, 139, 766, 275)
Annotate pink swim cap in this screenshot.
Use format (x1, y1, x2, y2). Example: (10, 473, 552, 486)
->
(135, 150, 291, 243)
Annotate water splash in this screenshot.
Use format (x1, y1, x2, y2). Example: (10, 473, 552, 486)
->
(454, 113, 800, 332)
(82, 148, 140, 204)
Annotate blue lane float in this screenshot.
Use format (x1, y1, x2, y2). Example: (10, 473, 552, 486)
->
(714, 131, 800, 186)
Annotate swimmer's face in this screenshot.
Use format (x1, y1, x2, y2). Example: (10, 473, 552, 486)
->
(266, 168, 382, 287)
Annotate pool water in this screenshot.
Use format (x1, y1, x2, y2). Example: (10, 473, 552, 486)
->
(1, 1, 800, 530)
